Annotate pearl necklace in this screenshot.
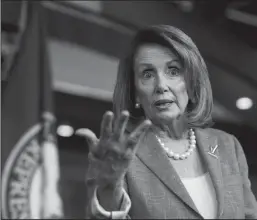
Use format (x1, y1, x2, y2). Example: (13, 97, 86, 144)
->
(155, 128, 196, 160)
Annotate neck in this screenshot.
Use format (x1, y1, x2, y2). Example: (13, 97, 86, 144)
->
(150, 115, 189, 140)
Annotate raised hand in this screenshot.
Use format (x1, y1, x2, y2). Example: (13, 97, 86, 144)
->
(77, 110, 151, 188)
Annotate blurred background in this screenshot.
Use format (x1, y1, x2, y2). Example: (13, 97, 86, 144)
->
(2, 1, 257, 218)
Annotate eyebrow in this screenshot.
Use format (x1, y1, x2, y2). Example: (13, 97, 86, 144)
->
(167, 59, 180, 65)
(137, 59, 180, 67)
(137, 63, 153, 68)
(135, 63, 154, 72)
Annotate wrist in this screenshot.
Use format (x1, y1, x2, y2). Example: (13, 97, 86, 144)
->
(98, 177, 124, 191)
(97, 184, 124, 211)
(91, 186, 131, 218)
(98, 182, 123, 198)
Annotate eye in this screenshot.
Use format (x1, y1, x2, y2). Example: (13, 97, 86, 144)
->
(142, 69, 154, 79)
(167, 67, 180, 77)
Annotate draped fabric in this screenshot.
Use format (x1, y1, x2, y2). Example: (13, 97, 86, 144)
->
(1, 2, 63, 219)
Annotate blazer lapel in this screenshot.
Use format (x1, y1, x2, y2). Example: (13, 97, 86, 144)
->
(195, 128, 224, 218)
(136, 130, 200, 215)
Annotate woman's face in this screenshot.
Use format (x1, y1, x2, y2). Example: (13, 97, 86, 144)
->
(133, 43, 189, 124)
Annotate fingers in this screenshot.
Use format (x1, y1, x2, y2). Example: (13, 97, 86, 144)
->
(113, 110, 130, 140)
(127, 119, 151, 151)
(100, 111, 114, 139)
(75, 128, 98, 152)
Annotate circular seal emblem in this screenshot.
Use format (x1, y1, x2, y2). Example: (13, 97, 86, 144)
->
(2, 123, 44, 219)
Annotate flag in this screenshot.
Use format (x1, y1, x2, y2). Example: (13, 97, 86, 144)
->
(1, 2, 63, 219)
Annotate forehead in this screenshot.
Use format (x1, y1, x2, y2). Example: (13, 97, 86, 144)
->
(134, 43, 178, 65)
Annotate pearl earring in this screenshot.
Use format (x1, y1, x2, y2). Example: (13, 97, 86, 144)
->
(135, 103, 140, 109)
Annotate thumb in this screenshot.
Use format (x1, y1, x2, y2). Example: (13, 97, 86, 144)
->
(75, 128, 98, 151)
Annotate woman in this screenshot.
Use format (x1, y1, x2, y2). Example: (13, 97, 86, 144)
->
(80, 25, 257, 219)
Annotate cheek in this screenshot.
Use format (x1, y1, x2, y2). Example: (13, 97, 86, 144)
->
(175, 81, 188, 104)
(135, 80, 155, 102)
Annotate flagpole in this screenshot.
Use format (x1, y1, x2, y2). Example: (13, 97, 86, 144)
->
(40, 112, 63, 219)
(35, 2, 63, 218)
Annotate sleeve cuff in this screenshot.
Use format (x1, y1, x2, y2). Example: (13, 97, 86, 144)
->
(90, 186, 131, 219)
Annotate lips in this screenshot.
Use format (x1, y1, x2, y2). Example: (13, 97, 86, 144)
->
(154, 99, 174, 106)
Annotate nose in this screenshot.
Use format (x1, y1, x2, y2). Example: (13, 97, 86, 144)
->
(155, 74, 169, 94)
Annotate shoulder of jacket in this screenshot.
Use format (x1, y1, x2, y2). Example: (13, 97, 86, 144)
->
(201, 127, 237, 145)
(204, 127, 234, 138)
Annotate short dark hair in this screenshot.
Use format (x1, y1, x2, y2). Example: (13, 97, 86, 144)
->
(113, 25, 213, 129)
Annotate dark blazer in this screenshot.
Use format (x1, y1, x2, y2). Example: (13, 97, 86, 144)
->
(124, 128, 257, 219)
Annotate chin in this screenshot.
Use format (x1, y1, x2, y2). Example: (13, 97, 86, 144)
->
(155, 110, 181, 123)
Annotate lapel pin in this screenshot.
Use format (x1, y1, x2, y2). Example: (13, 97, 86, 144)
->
(208, 144, 218, 158)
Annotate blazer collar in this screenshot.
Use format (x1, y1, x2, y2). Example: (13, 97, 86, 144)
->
(136, 129, 200, 215)
(136, 128, 224, 218)
(195, 128, 224, 218)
